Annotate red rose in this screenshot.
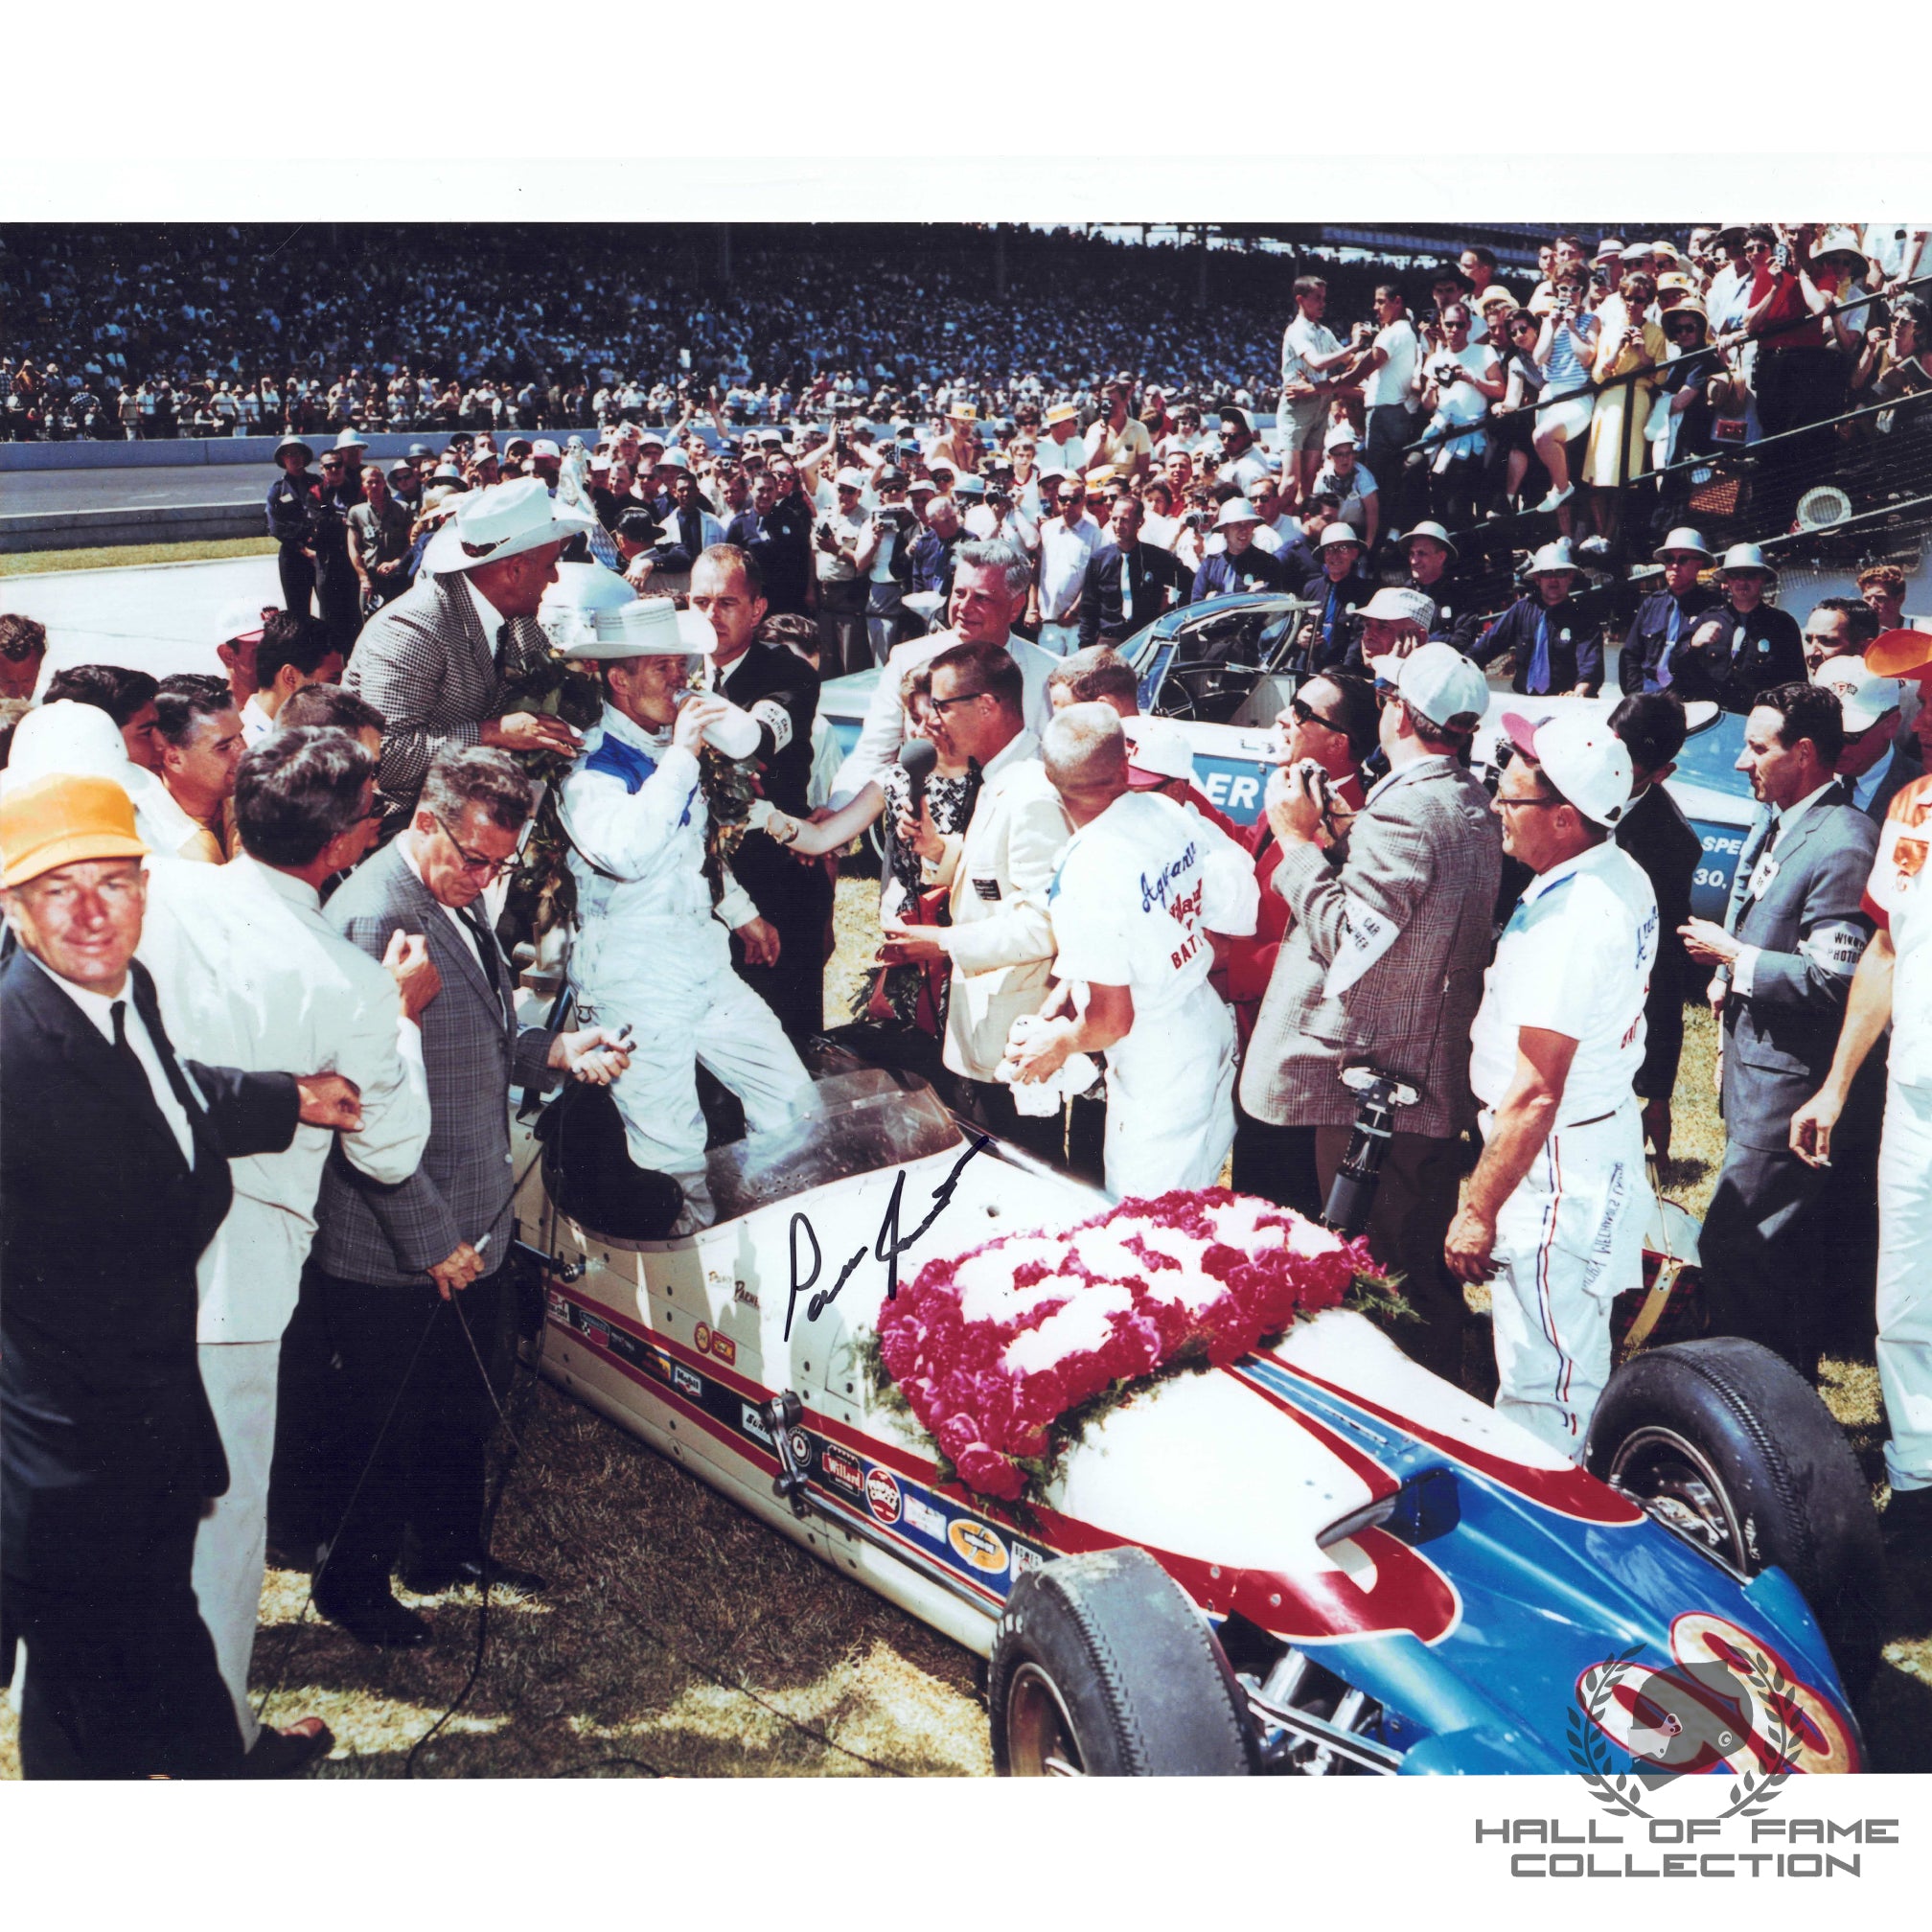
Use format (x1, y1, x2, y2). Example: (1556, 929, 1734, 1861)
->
(1018, 1366, 1068, 1424)
(935, 1414, 980, 1462)
(957, 1443, 1024, 1500)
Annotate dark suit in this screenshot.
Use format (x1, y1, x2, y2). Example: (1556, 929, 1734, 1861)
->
(2, 953, 297, 1778)
(1077, 540, 1186, 648)
(1702, 793, 1885, 1373)
(1618, 585, 1722, 695)
(1473, 594, 1603, 694)
(1614, 783, 1702, 1104)
(1667, 603, 1806, 713)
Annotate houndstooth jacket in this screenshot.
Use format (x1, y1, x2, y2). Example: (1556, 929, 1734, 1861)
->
(310, 837, 557, 1287)
(1239, 755, 1503, 1140)
(343, 570, 551, 818)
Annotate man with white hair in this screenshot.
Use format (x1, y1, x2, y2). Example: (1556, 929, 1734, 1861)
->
(828, 539, 1057, 809)
(556, 598, 812, 1230)
(1007, 703, 1257, 1198)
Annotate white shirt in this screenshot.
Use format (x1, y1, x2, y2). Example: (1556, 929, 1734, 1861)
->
(462, 569, 508, 636)
(1363, 317, 1422, 411)
(1038, 515, 1103, 623)
(1470, 840, 1658, 1120)
(398, 834, 492, 976)
(138, 854, 431, 1342)
(241, 692, 277, 747)
(1281, 312, 1344, 389)
(1049, 791, 1258, 1022)
(31, 953, 195, 1164)
(1865, 773, 1932, 1088)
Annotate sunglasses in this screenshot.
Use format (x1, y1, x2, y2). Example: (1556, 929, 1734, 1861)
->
(928, 688, 992, 715)
(1288, 696, 1343, 731)
(432, 812, 514, 878)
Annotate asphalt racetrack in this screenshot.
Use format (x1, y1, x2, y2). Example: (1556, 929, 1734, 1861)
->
(1, 466, 271, 516)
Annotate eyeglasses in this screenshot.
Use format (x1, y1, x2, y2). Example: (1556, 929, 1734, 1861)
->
(928, 689, 992, 715)
(432, 812, 514, 878)
(1288, 697, 1343, 731)
(1495, 793, 1563, 812)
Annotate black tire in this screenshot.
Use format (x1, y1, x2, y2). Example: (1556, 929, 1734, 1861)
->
(988, 1548, 1253, 1777)
(1585, 1337, 1884, 1695)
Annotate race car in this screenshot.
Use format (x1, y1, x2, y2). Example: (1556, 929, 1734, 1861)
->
(814, 592, 1760, 920)
(507, 1039, 1878, 1779)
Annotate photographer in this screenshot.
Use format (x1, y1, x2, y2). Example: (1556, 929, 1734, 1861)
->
(854, 467, 918, 666)
(812, 467, 870, 679)
(1414, 304, 1503, 529)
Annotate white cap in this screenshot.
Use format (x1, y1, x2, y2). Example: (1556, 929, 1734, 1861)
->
(1718, 541, 1775, 576)
(835, 468, 867, 491)
(1214, 497, 1261, 529)
(1318, 521, 1364, 551)
(1388, 643, 1488, 730)
(1524, 540, 1577, 579)
(531, 439, 561, 460)
(1121, 717, 1197, 788)
(656, 448, 690, 471)
(0, 701, 132, 799)
(1812, 653, 1905, 731)
(1503, 709, 1634, 826)
(1322, 421, 1359, 450)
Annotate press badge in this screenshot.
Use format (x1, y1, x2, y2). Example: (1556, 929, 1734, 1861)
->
(1322, 894, 1399, 998)
(1747, 851, 1780, 899)
(749, 698, 793, 752)
(972, 875, 1002, 902)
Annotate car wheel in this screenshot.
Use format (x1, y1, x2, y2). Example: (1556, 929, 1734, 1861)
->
(988, 1547, 1253, 1777)
(1585, 1337, 1883, 1694)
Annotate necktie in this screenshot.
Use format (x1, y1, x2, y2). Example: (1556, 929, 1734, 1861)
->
(1120, 553, 1135, 623)
(1656, 600, 1682, 689)
(115, 995, 199, 1120)
(493, 621, 512, 678)
(1528, 610, 1552, 695)
(459, 901, 502, 997)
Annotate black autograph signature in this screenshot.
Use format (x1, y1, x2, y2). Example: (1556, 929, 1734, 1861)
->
(784, 1134, 992, 1341)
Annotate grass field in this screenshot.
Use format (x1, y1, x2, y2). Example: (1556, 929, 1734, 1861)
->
(1, 869, 1926, 1782)
(0, 535, 279, 578)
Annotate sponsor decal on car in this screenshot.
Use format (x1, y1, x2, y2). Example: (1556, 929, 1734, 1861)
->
(734, 1278, 759, 1308)
(865, 1466, 903, 1526)
(671, 1363, 702, 1401)
(819, 1444, 863, 1495)
(1009, 1542, 1046, 1578)
(903, 1493, 946, 1540)
(789, 1430, 812, 1465)
(693, 1322, 737, 1367)
(742, 1402, 773, 1448)
(948, 1519, 1010, 1576)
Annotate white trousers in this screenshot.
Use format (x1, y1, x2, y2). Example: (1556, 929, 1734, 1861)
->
(1877, 1080, 1932, 1492)
(578, 963, 813, 1216)
(191, 1338, 281, 1747)
(1103, 987, 1237, 1202)
(1037, 622, 1082, 658)
(1486, 1101, 1653, 1460)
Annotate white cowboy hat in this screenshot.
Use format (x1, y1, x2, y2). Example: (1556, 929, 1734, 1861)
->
(559, 595, 718, 660)
(424, 476, 593, 575)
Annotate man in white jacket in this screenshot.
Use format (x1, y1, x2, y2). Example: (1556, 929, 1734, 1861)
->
(138, 727, 434, 1768)
(557, 598, 813, 1229)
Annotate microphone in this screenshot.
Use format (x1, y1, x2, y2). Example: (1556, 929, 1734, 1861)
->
(898, 737, 938, 811)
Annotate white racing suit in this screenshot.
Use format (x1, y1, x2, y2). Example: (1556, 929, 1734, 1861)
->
(558, 703, 813, 1224)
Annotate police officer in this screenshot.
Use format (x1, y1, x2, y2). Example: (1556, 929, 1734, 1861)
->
(1671, 544, 1806, 713)
(309, 448, 363, 658)
(1448, 711, 1659, 1455)
(1474, 543, 1603, 697)
(265, 436, 319, 618)
(1402, 520, 1482, 656)
(1296, 522, 1373, 672)
(1619, 527, 1722, 695)
(690, 543, 833, 1046)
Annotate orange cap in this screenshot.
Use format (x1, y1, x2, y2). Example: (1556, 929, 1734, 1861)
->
(0, 773, 147, 887)
(1865, 628, 1932, 679)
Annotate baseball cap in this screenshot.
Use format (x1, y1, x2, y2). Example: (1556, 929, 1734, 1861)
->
(1220, 405, 1256, 433)
(908, 475, 940, 497)
(531, 439, 561, 460)
(1812, 653, 1905, 730)
(1361, 586, 1438, 630)
(1390, 644, 1489, 732)
(1122, 717, 1197, 789)
(0, 772, 148, 886)
(834, 467, 867, 491)
(1322, 422, 1359, 450)
(1503, 710, 1634, 826)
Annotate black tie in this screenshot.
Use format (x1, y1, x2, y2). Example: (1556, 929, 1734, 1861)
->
(459, 902, 502, 996)
(493, 621, 512, 678)
(114, 995, 199, 1119)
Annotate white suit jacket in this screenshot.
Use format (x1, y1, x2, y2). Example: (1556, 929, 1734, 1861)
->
(828, 627, 1058, 808)
(138, 853, 431, 1343)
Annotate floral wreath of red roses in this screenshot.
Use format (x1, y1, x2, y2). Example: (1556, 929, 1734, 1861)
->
(874, 1187, 1403, 1503)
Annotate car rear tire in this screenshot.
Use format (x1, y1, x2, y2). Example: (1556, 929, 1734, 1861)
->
(989, 1547, 1253, 1776)
(1585, 1337, 1883, 1695)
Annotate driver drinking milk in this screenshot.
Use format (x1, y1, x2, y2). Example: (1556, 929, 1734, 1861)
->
(1006, 703, 1257, 1199)
(556, 595, 813, 1231)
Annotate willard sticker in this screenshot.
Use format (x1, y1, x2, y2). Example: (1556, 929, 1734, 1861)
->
(819, 1445, 863, 1496)
(948, 1520, 1009, 1576)
(865, 1467, 903, 1526)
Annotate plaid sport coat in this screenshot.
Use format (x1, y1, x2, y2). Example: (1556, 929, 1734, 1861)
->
(342, 570, 552, 818)
(1238, 755, 1503, 1140)
(310, 838, 556, 1287)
